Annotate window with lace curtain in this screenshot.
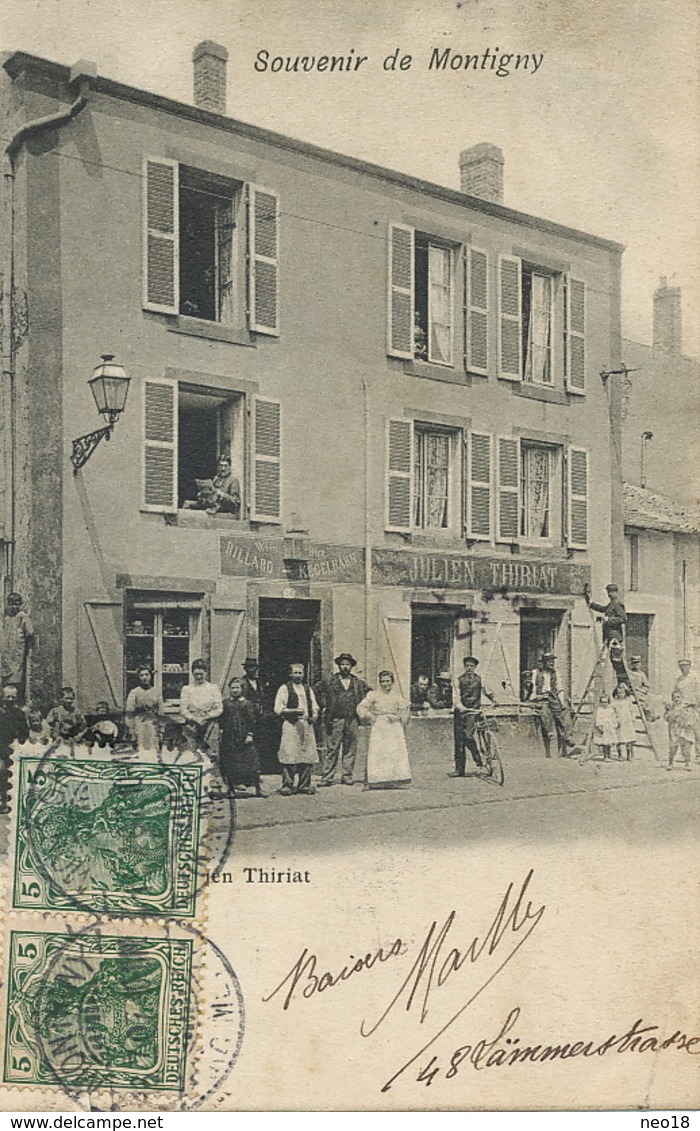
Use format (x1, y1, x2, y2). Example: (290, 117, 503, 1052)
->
(522, 269, 553, 384)
(414, 428, 455, 530)
(520, 443, 562, 542)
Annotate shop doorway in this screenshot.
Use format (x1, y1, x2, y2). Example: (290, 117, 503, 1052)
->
(519, 607, 565, 700)
(626, 613, 652, 671)
(258, 598, 322, 694)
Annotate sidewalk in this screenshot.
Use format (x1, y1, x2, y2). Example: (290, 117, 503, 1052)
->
(233, 715, 689, 832)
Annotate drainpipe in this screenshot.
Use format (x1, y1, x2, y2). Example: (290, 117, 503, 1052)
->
(361, 374, 373, 677)
(2, 61, 93, 587)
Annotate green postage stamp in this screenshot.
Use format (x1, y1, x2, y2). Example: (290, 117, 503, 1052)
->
(12, 758, 202, 916)
(3, 931, 192, 1091)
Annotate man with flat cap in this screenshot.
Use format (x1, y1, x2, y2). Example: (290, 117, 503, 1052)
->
(528, 651, 578, 759)
(451, 656, 497, 776)
(319, 653, 370, 786)
(584, 582, 627, 646)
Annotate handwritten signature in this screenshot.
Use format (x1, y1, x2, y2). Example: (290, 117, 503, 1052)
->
(263, 869, 546, 1091)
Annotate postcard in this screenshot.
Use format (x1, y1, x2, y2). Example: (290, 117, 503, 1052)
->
(0, 0, 697, 1114)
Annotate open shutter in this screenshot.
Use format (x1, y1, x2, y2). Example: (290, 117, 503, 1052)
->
(564, 277, 586, 394)
(498, 255, 522, 380)
(142, 378, 178, 513)
(387, 224, 415, 359)
(567, 446, 589, 549)
(497, 436, 520, 543)
(252, 397, 282, 522)
(467, 431, 492, 541)
(467, 247, 489, 374)
(248, 185, 279, 335)
(386, 419, 413, 531)
(143, 158, 179, 314)
(211, 601, 247, 690)
(78, 594, 125, 709)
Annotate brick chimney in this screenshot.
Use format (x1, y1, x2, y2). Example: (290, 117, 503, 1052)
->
(459, 143, 504, 204)
(193, 41, 228, 115)
(653, 276, 682, 353)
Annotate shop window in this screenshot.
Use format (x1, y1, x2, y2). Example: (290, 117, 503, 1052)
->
(142, 379, 282, 521)
(388, 224, 455, 367)
(143, 158, 279, 335)
(125, 596, 203, 707)
(411, 606, 457, 688)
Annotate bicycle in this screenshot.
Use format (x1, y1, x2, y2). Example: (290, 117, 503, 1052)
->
(457, 708, 505, 787)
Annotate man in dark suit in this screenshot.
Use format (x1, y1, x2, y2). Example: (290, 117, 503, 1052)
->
(0, 683, 28, 813)
(451, 656, 497, 776)
(319, 653, 369, 787)
(585, 582, 626, 646)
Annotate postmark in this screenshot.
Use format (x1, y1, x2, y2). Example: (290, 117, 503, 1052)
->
(1, 917, 245, 1110)
(9, 743, 235, 918)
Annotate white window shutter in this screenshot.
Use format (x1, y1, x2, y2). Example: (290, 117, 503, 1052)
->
(143, 158, 179, 314)
(467, 431, 492, 541)
(386, 419, 413, 531)
(248, 186, 280, 335)
(142, 378, 178, 513)
(498, 255, 522, 380)
(252, 397, 282, 521)
(497, 436, 520, 542)
(467, 247, 489, 374)
(564, 277, 586, 394)
(387, 225, 415, 359)
(567, 446, 589, 548)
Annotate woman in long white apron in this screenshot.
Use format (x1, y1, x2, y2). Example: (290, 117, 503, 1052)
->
(357, 671, 411, 788)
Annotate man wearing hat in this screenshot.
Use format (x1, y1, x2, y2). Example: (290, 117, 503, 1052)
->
(673, 658, 700, 757)
(319, 653, 370, 786)
(451, 656, 497, 776)
(584, 582, 627, 646)
(627, 654, 654, 720)
(528, 651, 578, 758)
(241, 658, 265, 718)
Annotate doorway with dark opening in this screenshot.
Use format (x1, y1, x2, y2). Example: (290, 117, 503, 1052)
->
(258, 598, 322, 773)
(519, 606, 565, 700)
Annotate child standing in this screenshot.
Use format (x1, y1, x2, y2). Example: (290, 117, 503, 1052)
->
(594, 692, 618, 761)
(613, 683, 636, 760)
(665, 689, 694, 771)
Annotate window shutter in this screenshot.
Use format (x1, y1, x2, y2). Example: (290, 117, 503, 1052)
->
(386, 419, 413, 531)
(142, 378, 178, 513)
(248, 186, 280, 335)
(467, 247, 489, 374)
(252, 397, 282, 521)
(567, 446, 589, 549)
(143, 158, 179, 314)
(387, 224, 415, 359)
(498, 255, 522, 380)
(564, 277, 586, 394)
(497, 436, 520, 543)
(467, 431, 492, 541)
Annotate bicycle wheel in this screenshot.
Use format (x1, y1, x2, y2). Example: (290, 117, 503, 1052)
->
(482, 728, 505, 787)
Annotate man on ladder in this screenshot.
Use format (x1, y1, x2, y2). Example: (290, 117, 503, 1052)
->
(584, 582, 627, 648)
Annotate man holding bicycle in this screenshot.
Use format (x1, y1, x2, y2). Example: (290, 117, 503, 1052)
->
(450, 656, 498, 776)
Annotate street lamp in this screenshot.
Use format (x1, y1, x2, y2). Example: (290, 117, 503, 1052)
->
(640, 430, 653, 489)
(71, 354, 131, 473)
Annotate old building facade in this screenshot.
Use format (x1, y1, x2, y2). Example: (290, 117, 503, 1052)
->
(0, 45, 625, 714)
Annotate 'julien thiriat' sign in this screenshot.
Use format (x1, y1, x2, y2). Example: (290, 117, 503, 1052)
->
(220, 535, 590, 596)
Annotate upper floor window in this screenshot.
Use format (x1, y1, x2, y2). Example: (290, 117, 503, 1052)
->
(386, 420, 461, 533)
(499, 256, 586, 392)
(414, 427, 457, 530)
(519, 443, 562, 543)
(141, 377, 282, 523)
(143, 158, 279, 335)
(388, 225, 455, 367)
